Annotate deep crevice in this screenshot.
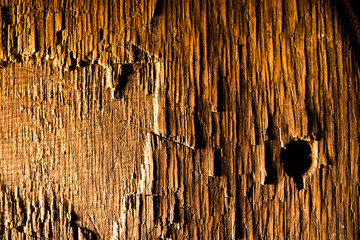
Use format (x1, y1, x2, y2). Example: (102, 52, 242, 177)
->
(114, 64, 133, 99)
(264, 141, 276, 184)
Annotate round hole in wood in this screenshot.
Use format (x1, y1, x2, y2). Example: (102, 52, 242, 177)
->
(281, 140, 312, 177)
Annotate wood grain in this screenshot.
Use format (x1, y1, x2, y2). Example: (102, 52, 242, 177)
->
(0, 0, 358, 239)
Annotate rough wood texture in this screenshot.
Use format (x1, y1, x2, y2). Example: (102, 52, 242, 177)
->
(0, 0, 359, 239)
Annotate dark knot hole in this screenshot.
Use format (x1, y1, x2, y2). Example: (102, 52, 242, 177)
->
(281, 140, 312, 189)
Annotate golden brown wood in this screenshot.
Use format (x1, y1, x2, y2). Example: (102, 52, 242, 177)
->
(0, 0, 359, 239)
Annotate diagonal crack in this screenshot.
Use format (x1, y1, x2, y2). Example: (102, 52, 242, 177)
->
(148, 132, 197, 151)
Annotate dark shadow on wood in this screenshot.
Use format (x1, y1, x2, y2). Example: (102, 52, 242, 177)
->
(330, 0, 360, 63)
(214, 148, 223, 176)
(235, 175, 245, 239)
(153, 0, 164, 17)
(194, 93, 206, 149)
(114, 64, 133, 99)
(264, 141, 276, 184)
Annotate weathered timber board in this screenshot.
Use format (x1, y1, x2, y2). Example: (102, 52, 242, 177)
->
(0, 0, 358, 239)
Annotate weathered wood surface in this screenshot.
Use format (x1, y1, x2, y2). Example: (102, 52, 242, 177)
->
(0, 0, 359, 239)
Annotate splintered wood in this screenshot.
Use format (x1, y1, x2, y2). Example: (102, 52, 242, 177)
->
(0, 0, 359, 239)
